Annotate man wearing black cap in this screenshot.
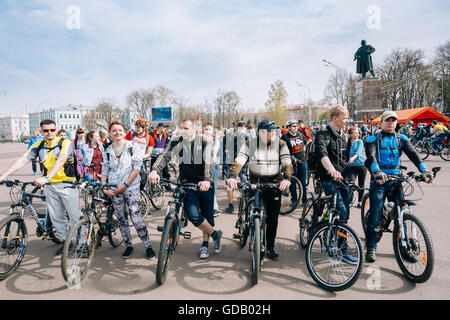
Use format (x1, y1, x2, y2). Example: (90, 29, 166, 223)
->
(227, 120, 293, 260)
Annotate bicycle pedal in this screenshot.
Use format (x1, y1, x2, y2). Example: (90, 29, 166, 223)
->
(233, 232, 241, 239)
(157, 225, 164, 232)
(182, 231, 191, 239)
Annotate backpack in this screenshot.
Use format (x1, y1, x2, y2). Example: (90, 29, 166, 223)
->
(306, 131, 330, 173)
(36, 139, 86, 180)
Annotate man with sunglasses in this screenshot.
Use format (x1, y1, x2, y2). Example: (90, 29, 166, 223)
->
(0, 119, 82, 255)
(227, 120, 293, 260)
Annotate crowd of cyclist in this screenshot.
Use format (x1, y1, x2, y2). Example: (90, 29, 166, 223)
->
(0, 104, 446, 266)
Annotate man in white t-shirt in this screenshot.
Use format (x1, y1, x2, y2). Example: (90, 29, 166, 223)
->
(125, 118, 155, 160)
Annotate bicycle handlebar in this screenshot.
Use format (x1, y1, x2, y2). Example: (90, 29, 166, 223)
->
(159, 178, 198, 190)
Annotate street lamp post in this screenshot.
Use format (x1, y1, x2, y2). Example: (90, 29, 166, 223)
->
(297, 82, 312, 125)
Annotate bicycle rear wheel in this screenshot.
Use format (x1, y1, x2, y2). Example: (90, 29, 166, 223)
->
(0, 214, 27, 280)
(107, 209, 123, 248)
(149, 183, 166, 211)
(360, 193, 385, 243)
(393, 213, 434, 283)
(156, 216, 176, 285)
(251, 217, 261, 286)
(306, 221, 363, 291)
(61, 217, 96, 287)
(280, 176, 302, 215)
(237, 197, 249, 248)
(140, 189, 152, 219)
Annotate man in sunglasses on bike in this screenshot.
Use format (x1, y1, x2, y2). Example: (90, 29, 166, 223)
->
(365, 111, 433, 263)
(227, 120, 293, 261)
(0, 119, 82, 255)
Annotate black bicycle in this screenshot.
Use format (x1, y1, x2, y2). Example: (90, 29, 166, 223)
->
(60, 181, 121, 286)
(280, 176, 302, 215)
(233, 181, 280, 285)
(142, 158, 166, 213)
(361, 166, 440, 283)
(0, 180, 62, 280)
(304, 180, 364, 291)
(155, 179, 194, 285)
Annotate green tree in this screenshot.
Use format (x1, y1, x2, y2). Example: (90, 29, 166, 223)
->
(265, 80, 289, 126)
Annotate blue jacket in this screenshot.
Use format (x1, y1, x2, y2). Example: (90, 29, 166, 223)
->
(365, 131, 427, 176)
(348, 139, 365, 167)
(28, 136, 44, 150)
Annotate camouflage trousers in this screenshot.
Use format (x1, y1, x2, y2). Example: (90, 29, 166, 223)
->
(111, 186, 151, 249)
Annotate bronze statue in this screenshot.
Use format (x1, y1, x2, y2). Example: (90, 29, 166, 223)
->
(354, 40, 375, 79)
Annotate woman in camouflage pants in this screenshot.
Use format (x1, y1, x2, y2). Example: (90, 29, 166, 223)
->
(101, 121, 155, 260)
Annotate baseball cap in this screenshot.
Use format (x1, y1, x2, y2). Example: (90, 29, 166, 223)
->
(257, 120, 277, 131)
(381, 111, 398, 121)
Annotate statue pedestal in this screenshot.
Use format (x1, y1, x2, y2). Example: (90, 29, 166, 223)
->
(355, 78, 383, 122)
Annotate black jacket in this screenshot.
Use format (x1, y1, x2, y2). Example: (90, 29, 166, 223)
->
(315, 125, 350, 181)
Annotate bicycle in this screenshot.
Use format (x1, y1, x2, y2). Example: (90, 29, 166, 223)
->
(0, 180, 63, 280)
(360, 166, 440, 283)
(304, 180, 364, 291)
(233, 181, 281, 285)
(155, 179, 194, 285)
(60, 180, 121, 286)
(414, 136, 450, 161)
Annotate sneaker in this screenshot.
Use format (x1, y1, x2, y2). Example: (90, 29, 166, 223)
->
(400, 247, 418, 263)
(224, 204, 234, 213)
(266, 249, 280, 261)
(199, 246, 209, 259)
(145, 247, 156, 260)
(213, 210, 221, 218)
(213, 230, 223, 254)
(366, 249, 376, 263)
(342, 250, 358, 265)
(33, 173, 38, 176)
(122, 246, 134, 259)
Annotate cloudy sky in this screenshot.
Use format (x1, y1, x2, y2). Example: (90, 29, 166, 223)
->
(0, 0, 449, 114)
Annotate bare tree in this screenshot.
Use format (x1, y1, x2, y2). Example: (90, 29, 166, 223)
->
(82, 99, 122, 132)
(265, 80, 289, 126)
(126, 89, 155, 120)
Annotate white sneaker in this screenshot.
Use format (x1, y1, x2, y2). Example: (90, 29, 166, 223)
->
(199, 246, 209, 259)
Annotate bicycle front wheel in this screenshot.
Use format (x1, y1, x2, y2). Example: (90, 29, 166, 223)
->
(156, 216, 176, 285)
(149, 183, 166, 211)
(61, 217, 96, 287)
(0, 214, 27, 280)
(440, 147, 450, 161)
(393, 213, 434, 283)
(306, 221, 363, 291)
(251, 217, 261, 286)
(280, 176, 302, 215)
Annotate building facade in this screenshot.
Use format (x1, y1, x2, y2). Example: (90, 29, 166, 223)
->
(0, 114, 30, 142)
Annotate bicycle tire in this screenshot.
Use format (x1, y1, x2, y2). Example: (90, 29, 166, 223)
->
(392, 213, 434, 283)
(440, 147, 450, 161)
(149, 183, 166, 211)
(0, 214, 27, 280)
(280, 176, 302, 215)
(156, 216, 176, 285)
(107, 209, 123, 248)
(420, 144, 430, 160)
(140, 189, 152, 219)
(299, 196, 315, 248)
(237, 197, 248, 248)
(61, 217, 96, 286)
(251, 217, 261, 286)
(360, 193, 385, 243)
(305, 220, 363, 291)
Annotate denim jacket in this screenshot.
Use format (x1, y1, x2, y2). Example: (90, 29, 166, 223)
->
(81, 143, 105, 167)
(102, 140, 143, 189)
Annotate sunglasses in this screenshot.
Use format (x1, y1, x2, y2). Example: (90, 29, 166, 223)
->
(43, 129, 56, 133)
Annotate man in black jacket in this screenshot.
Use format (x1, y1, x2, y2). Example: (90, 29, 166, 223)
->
(315, 106, 356, 264)
(149, 119, 223, 260)
(281, 120, 308, 205)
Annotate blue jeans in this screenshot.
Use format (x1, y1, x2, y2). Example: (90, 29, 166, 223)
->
(321, 181, 351, 222)
(291, 162, 307, 204)
(365, 179, 396, 251)
(183, 187, 215, 227)
(432, 134, 446, 152)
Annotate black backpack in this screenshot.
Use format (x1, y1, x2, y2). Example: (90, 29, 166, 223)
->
(306, 131, 330, 173)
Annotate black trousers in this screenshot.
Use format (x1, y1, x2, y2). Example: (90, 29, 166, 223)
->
(261, 187, 282, 251)
(346, 165, 367, 202)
